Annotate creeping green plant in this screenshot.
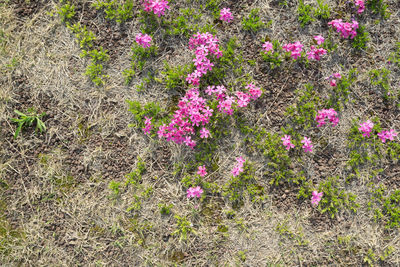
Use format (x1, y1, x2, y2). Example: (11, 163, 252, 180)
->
(85, 62, 108, 86)
(369, 68, 392, 100)
(315, 0, 330, 20)
(367, 0, 390, 18)
(158, 203, 173, 216)
(108, 181, 121, 196)
(382, 190, 400, 228)
(352, 25, 369, 50)
(298, 0, 315, 27)
(242, 9, 265, 32)
(92, 0, 134, 23)
(67, 23, 96, 49)
(172, 215, 196, 241)
(261, 40, 283, 70)
(318, 176, 359, 218)
(57, 2, 75, 24)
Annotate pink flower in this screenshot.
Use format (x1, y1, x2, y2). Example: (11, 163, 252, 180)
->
(187, 186, 203, 198)
(311, 191, 323, 206)
(197, 165, 207, 177)
(263, 41, 273, 53)
(354, 0, 365, 14)
(186, 32, 222, 86)
(220, 8, 233, 23)
(232, 156, 245, 177)
(316, 109, 339, 127)
(328, 19, 358, 39)
(301, 136, 313, 153)
(314, 35, 325, 45)
(378, 129, 397, 143)
(236, 156, 245, 164)
(135, 33, 152, 48)
(200, 128, 210, 139)
(333, 72, 342, 79)
(246, 83, 262, 99)
(283, 41, 304, 60)
(327, 73, 341, 87)
(142, 0, 170, 17)
(142, 116, 152, 135)
(307, 46, 327, 61)
(205, 85, 215, 95)
(386, 129, 398, 141)
(281, 135, 295, 150)
(236, 91, 250, 107)
(358, 120, 374, 138)
(232, 166, 243, 177)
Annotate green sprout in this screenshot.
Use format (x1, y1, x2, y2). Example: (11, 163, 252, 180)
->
(11, 108, 46, 139)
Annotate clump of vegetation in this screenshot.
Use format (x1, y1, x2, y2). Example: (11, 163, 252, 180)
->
(57, 1, 75, 24)
(126, 100, 163, 129)
(369, 185, 400, 228)
(314, 0, 330, 19)
(367, 0, 390, 18)
(160, 61, 191, 91)
(11, 108, 46, 139)
(223, 161, 265, 208)
(241, 9, 265, 32)
(261, 40, 283, 69)
(92, 0, 134, 23)
(172, 214, 196, 241)
(317, 176, 359, 218)
(297, 0, 315, 27)
(123, 43, 157, 85)
(352, 25, 369, 50)
(327, 69, 357, 111)
(61, 6, 109, 86)
(286, 83, 320, 130)
(369, 68, 393, 100)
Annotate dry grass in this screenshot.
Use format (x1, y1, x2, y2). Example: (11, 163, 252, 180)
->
(1, 0, 400, 266)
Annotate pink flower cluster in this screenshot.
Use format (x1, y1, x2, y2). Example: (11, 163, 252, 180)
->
(282, 41, 304, 60)
(316, 109, 339, 127)
(212, 85, 235, 115)
(358, 120, 374, 137)
(157, 88, 212, 149)
(354, 0, 365, 14)
(236, 83, 262, 107)
(307, 36, 327, 61)
(157, 34, 262, 149)
(314, 35, 325, 45)
(263, 41, 273, 53)
(135, 33, 152, 48)
(281, 135, 295, 150)
(327, 72, 342, 87)
(311, 191, 323, 206)
(142, 0, 170, 17)
(142, 116, 152, 135)
(187, 186, 203, 198)
(206, 83, 262, 115)
(377, 129, 398, 143)
(232, 157, 245, 177)
(307, 46, 327, 61)
(197, 165, 207, 177)
(220, 8, 233, 23)
(301, 137, 313, 153)
(358, 120, 398, 142)
(328, 19, 359, 39)
(186, 32, 223, 86)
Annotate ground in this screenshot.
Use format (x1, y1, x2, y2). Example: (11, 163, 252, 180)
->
(0, 0, 400, 266)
